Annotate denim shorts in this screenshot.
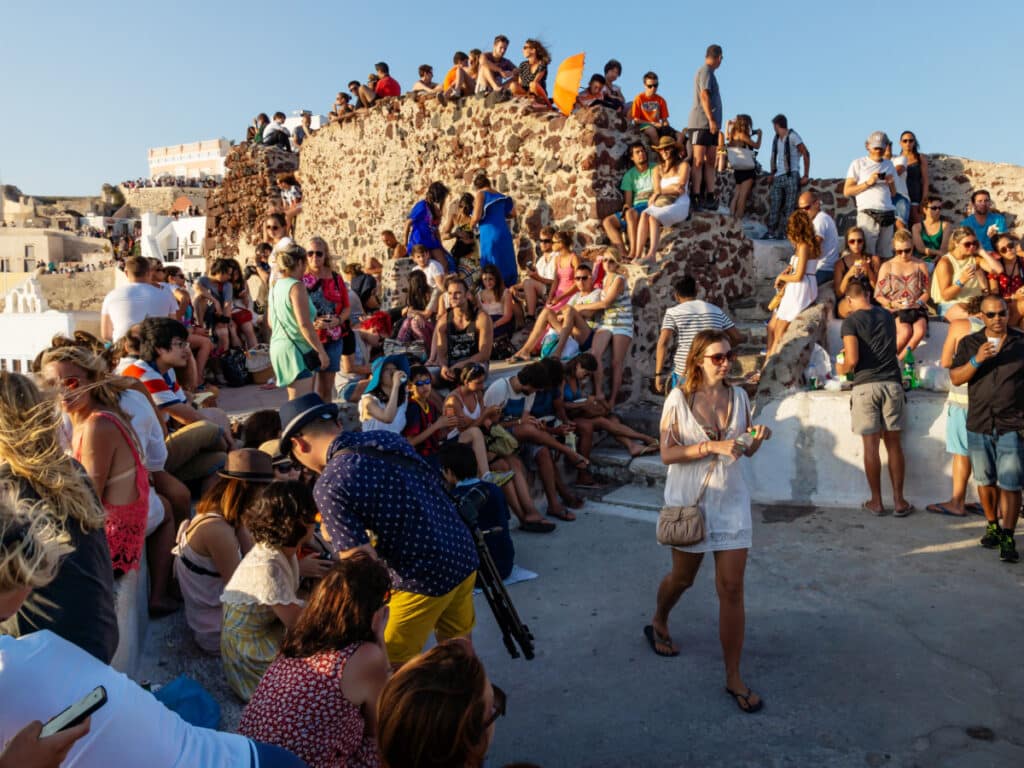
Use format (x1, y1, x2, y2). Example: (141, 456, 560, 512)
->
(614, 201, 649, 227)
(967, 429, 1024, 490)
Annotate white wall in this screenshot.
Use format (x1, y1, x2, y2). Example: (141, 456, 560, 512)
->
(140, 213, 206, 263)
(749, 390, 969, 507)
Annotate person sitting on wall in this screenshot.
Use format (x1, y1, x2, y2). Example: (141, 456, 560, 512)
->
(602, 59, 627, 113)
(443, 51, 476, 97)
(630, 71, 673, 146)
(476, 34, 517, 93)
(276, 174, 302, 232)
(510, 39, 551, 107)
(261, 112, 292, 151)
(356, 62, 402, 107)
(411, 64, 442, 95)
(601, 142, 654, 259)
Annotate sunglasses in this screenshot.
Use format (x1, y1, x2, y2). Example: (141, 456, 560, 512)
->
(483, 685, 507, 729)
(413, 379, 432, 387)
(273, 459, 298, 473)
(962, 241, 980, 249)
(307, 251, 324, 257)
(266, 224, 282, 231)
(984, 310, 1008, 318)
(900, 138, 915, 144)
(539, 238, 553, 244)
(894, 248, 913, 255)
(705, 351, 736, 365)
(574, 275, 591, 281)
(798, 204, 812, 210)
(44, 375, 81, 391)
(998, 245, 1017, 254)
(848, 238, 864, 245)
(926, 205, 941, 211)
(645, 82, 658, 88)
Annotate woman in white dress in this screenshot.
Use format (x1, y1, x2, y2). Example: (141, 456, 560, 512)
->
(646, 329, 771, 714)
(632, 136, 691, 264)
(765, 209, 822, 358)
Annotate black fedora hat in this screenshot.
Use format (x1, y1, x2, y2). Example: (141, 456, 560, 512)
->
(279, 393, 339, 453)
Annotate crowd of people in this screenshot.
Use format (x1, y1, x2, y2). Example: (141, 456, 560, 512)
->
(121, 176, 219, 189)
(1, 33, 1022, 768)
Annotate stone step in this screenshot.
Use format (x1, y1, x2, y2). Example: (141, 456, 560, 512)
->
(736, 320, 767, 343)
(588, 445, 667, 487)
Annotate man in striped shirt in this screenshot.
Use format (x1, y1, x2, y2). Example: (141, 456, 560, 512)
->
(655, 274, 742, 393)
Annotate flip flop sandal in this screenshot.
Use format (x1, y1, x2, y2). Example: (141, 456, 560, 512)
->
(643, 625, 679, 657)
(893, 504, 915, 518)
(547, 507, 577, 521)
(926, 503, 967, 517)
(518, 520, 557, 533)
(862, 501, 886, 516)
(965, 502, 985, 516)
(725, 686, 764, 714)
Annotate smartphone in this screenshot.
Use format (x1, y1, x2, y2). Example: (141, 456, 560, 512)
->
(40, 686, 107, 738)
(572, 398, 589, 404)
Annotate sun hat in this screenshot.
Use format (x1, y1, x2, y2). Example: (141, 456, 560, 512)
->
(217, 448, 275, 482)
(257, 439, 292, 469)
(651, 136, 677, 151)
(365, 354, 411, 395)
(279, 393, 340, 450)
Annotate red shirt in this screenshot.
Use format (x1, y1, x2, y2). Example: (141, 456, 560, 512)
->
(375, 76, 401, 97)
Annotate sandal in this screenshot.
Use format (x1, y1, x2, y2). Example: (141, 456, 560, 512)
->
(547, 507, 577, 521)
(643, 625, 679, 657)
(725, 686, 763, 714)
(508, 353, 532, 363)
(518, 519, 557, 533)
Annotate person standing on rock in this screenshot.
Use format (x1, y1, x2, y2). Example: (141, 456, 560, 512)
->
(765, 115, 810, 240)
(470, 174, 518, 288)
(647, 329, 769, 715)
(843, 131, 898, 259)
(686, 44, 724, 212)
(835, 280, 912, 517)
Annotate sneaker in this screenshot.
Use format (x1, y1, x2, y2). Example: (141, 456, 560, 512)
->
(999, 532, 1019, 563)
(980, 522, 1001, 549)
(482, 470, 515, 487)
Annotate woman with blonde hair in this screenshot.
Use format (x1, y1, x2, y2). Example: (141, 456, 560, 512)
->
(303, 236, 352, 402)
(0, 372, 118, 663)
(646, 330, 770, 714)
(929, 225, 997, 321)
(269, 242, 330, 400)
(765, 210, 821, 358)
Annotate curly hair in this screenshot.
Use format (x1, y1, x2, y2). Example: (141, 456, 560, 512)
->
(279, 552, 391, 658)
(0, 490, 69, 595)
(0, 373, 106, 534)
(785, 210, 822, 260)
(246, 480, 316, 549)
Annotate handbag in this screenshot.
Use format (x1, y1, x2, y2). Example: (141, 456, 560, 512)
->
(656, 460, 716, 547)
(727, 146, 756, 171)
(651, 193, 679, 207)
(272, 281, 321, 373)
(485, 424, 519, 457)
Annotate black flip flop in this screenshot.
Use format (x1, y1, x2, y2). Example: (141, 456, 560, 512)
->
(643, 625, 679, 657)
(518, 520, 556, 533)
(725, 686, 764, 714)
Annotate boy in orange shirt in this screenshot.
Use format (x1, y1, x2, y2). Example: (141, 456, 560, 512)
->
(631, 71, 671, 144)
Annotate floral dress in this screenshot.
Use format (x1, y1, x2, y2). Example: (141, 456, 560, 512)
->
(239, 643, 381, 768)
(220, 543, 303, 702)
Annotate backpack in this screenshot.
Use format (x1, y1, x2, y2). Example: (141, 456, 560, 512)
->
(220, 348, 250, 388)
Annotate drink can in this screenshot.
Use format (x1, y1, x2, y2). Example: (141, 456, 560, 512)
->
(809, 376, 819, 390)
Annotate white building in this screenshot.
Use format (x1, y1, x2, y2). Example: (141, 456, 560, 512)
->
(140, 212, 206, 274)
(148, 138, 231, 181)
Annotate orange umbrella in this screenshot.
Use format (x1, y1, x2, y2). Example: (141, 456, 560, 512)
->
(552, 52, 585, 116)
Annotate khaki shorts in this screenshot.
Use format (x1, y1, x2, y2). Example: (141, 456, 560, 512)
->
(385, 572, 476, 665)
(850, 381, 905, 435)
(164, 420, 227, 481)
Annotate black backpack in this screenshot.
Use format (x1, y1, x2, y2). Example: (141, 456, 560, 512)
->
(220, 349, 250, 388)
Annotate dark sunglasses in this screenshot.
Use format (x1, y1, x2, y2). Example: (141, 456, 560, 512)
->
(539, 238, 553, 244)
(962, 241, 980, 249)
(984, 310, 1008, 318)
(483, 685, 507, 729)
(413, 379, 432, 387)
(307, 250, 324, 257)
(573, 274, 591, 281)
(848, 238, 864, 245)
(998, 245, 1018, 254)
(645, 82, 658, 88)
(925, 205, 941, 211)
(894, 248, 913, 255)
(705, 351, 736, 365)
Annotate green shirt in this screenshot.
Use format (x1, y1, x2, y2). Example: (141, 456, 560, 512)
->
(620, 166, 654, 205)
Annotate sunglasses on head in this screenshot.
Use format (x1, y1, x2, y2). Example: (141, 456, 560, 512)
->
(984, 310, 1008, 318)
(705, 351, 736, 365)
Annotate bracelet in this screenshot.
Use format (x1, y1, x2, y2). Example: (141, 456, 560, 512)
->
(955, 279, 963, 288)
(969, 356, 979, 368)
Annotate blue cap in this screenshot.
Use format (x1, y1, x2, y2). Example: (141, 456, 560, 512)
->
(365, 354, 411, 395)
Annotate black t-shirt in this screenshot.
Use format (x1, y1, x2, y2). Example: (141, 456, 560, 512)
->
(841, 305, 901, 386)
(1, 466, 119, 663)
(951, 329, 1024, 434)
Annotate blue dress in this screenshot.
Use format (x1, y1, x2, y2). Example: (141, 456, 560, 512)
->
(406, 199, 442, 251)
(478, 191, 518, 287)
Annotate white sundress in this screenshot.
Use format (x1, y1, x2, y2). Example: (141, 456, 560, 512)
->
(774, 254, 819, 323)
(660, 386, 753, 553)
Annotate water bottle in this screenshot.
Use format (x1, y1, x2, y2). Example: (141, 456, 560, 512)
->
(565, 431, 577, 453)
(735, 428, 757, 450)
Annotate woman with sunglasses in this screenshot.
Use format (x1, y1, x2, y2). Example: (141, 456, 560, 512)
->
(647, 330, 770, 714)
(911, 195, 951, 271)
(929, 226, 997, 321)
(378, 640, 504, 768)
(876, 230, 931, 360)
(766, 210, 821, 358)
(833, 226, 882, 319)
(987, 233, 1024, 327)
(510, 39, 551, 106)
(239, 553, 391, 768)
(304, 237, 352, 403)
(360, 355, 410, 434)
(897, 131, 929, 225)
(632, 136, 691, 264)
(269, 243, 330, 400)
(221, 480, 319, 702)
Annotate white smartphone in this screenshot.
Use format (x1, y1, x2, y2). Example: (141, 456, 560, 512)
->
(572, 398, 589, 404)
(40, 685, 107, 738)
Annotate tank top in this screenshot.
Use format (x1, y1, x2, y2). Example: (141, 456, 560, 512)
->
(918, 221, 944, 260)
(947, 317, 986, 407)
(905, 161, 923, 203)
(172, 513, 233, 654)
(73, 411, 149, 574)
(445, 309, 479, 364)
(995, 257, 1024, 299)
(447, 390, 482, 440)
(600, 274, 634, 332)
(552, 257, 575, 298)
(930, 252, 984, 305)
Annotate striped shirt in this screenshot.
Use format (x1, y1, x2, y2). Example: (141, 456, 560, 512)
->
(121, 359, 186, 409)
(661, 300, 736, 376)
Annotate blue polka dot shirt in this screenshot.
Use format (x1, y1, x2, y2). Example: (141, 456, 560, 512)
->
(313, 430, 479, 596)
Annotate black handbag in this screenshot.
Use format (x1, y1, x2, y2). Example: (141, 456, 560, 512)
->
(271, 282, 321, 373)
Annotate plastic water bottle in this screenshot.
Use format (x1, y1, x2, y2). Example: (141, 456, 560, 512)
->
(902, 349, 917, 391)
(735, 428, 757, 450)
(836, 351, 853, 382)
(565, 431, 577, 453)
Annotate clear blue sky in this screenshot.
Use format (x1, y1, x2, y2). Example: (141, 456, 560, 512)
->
(4, 0, 1021, 196)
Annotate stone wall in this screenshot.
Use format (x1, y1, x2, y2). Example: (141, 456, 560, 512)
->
(204, 145, 298, 262)
(119, 186, 211, 217)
